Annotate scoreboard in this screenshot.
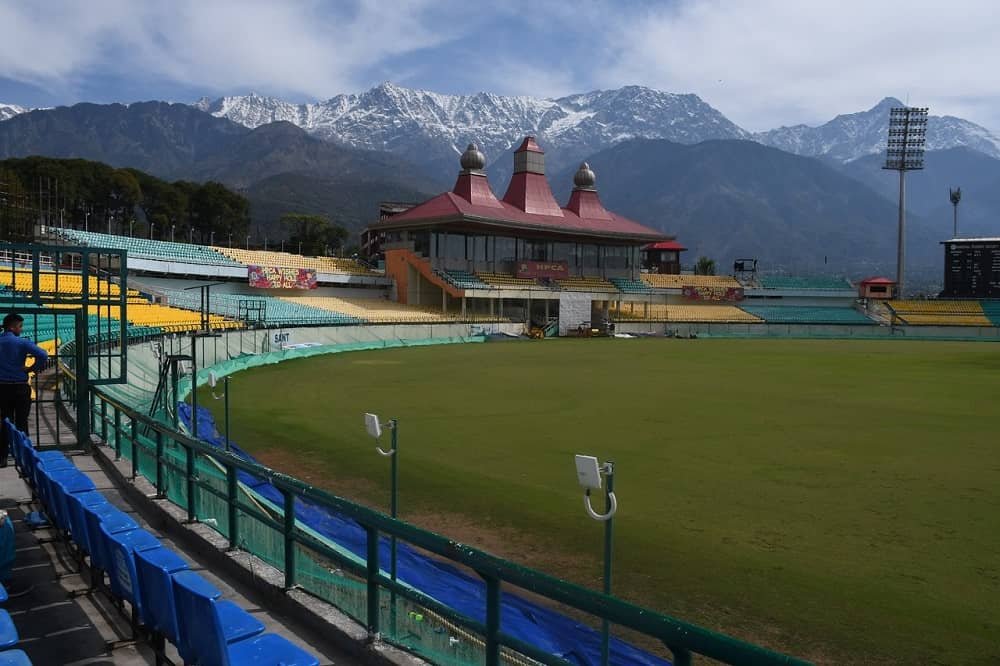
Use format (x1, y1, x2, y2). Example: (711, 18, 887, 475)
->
(941, 239, 1000, 298)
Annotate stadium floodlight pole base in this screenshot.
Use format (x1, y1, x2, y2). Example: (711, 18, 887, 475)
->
(365, 413, 400, 637)
(601, 462, 614, 666)
(574, 454, 617, 666)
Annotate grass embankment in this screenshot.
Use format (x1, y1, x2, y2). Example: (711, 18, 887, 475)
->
(204, 338, 1000, 665)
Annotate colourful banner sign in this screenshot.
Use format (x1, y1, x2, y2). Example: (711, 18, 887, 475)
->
(682, 285, 744, 302)
(516, 260, 569, 279)
(248, 265, 318, 289)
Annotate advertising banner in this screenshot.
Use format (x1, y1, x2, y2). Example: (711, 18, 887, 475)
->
(248, 265, 318, 289)
(682, 285, 745, 302)
(515, 260, 569, 279)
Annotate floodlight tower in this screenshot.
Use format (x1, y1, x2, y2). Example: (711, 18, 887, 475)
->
(882, 106, 928, 296)
(950, 187, 962, 238)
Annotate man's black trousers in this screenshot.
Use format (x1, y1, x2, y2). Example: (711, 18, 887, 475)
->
(0, 383, 32, 465)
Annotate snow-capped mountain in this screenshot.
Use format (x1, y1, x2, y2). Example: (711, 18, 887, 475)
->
(0, 103, 27, 121)
(755, 97, 1000, 162)
(194, 82, 750, 176)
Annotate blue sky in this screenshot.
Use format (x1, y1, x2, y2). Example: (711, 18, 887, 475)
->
(2, 0, 1000, 133)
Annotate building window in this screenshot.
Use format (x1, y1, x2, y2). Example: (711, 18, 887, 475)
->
(495, 237, 516, 262)
(447, 233, 465, 260)
(412, 231, 430, 256)
(552, 242, 574, 263)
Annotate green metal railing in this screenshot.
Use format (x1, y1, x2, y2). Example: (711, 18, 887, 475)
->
(70, 365, 810, 666)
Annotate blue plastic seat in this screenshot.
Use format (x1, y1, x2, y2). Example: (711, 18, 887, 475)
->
(0, 582, 7, 603)
(0, 649, 32, 665)
(134, 547, 188, 643)
(47, 469, 96, 533)
(31, 457, 74, 513)
(0, 609, 19, 649)
(82, 504, 138, 574)
(213, 632, 320, 666)
(22, 441, 69, 489)
(63, 490, 110, 556)
(101, 526, 162, 619)
(4, 420, 25, 474)
(171, 570, 267, 664)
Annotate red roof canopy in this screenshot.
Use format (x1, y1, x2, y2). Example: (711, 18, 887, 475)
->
(859, 276, 895, 285)
(643, 241, 687, 251)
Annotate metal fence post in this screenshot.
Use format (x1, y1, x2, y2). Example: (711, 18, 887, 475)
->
(666, 644, 693, 666)
(129, 416, 138, 479)
(113, 406, 121, 459)
(366, 525, 380, 637)
(100, 399, 108, 443)
(185, 445, 196, 522)
(485, 575, 502, 666)
(155, 429, 165, 498)
(283, 489, 296, 589)
(227, 464, 239, 550)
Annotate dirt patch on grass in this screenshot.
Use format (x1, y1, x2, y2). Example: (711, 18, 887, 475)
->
(253, 448, 590, 575)
(254, 448, 381, 500)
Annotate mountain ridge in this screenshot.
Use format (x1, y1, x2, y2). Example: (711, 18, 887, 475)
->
(0, 103, 27, 122)
(754, 97, 1000, 162)
(193, 82, 751, 178)
(192, 83, 1000, 178)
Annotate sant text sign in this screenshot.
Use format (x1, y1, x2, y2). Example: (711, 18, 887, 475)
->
(682, 285, 744, 302)
(516, 260, 569, 279)
(248, 266, 318, 289)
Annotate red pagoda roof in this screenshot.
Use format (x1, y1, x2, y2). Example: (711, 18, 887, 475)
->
(378, 136, 668, 242)
(858, 276, 895, 285)
(381, 189, 665, 239)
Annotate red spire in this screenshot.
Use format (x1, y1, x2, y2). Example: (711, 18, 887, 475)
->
(453, 172, 503, 208)
(565, 189, 612, 220)
(502, 137, 563, 216)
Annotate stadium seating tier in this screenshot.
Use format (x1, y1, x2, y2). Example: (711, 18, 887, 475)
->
(887, 300, 993, 326)
(757, 276, 853, 290)
(612, 303, 762, 323)
(641, 274, 742, 289)
(739, 305, 875, 325)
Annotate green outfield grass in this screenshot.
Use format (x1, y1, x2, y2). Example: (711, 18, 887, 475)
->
(205, 338, 1000, 665)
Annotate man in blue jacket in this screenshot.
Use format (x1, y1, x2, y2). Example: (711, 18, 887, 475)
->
(0, 313, 48, 467)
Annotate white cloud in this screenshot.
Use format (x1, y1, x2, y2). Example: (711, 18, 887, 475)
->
(598, 0, 1000, 132)
(0, 0, 457, 101)
(3, 0, 1000, 134)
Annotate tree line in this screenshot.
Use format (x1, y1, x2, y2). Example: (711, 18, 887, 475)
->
(0, 157, 353, 256)
(0, 156, 249, 244)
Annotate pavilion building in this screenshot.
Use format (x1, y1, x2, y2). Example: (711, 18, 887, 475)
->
(365, 137, 672, 333)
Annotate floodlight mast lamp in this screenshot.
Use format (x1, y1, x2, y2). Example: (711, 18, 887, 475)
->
(574, 455, 617, 666)
(882, 106, 928, 296)
(950, 187, 962, 238)
(208, 371, 230, 452)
